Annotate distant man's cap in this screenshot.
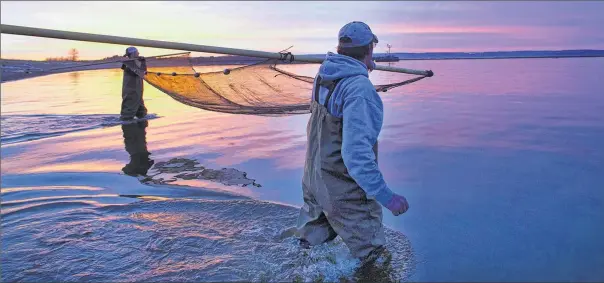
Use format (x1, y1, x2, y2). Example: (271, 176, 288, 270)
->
(338, 21, 379, 48)
(124, 46, 138, 56)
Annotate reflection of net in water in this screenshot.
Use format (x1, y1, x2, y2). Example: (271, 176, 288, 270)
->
(143, 54, 429, 116)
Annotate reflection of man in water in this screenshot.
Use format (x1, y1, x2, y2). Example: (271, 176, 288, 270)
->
(120, 46, 148, 121)
(121, 120, 154, 176)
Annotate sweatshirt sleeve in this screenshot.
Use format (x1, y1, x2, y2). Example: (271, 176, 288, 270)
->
(341, 92, 394, 206)
(122, 61, 146, 78)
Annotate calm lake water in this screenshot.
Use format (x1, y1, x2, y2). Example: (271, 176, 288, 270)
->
(2, 58, 603, 281)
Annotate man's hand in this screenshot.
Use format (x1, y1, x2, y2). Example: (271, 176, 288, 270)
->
(385, 193, 409, 216)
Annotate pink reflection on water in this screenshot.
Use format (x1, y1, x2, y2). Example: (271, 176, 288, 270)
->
(375, 58, 601, 98)
(143, 112, 308, 168)
(2, 58, 603, 176)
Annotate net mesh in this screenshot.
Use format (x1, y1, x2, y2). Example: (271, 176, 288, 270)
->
(142, 53, 428, 116)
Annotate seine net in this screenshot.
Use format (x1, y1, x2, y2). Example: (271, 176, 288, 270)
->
(139, 53, 429, 116)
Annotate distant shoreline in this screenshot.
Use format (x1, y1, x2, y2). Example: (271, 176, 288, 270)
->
(0, 58, 266, 83)
(388, 54, 604, 61)
(2, 50, 603, 83)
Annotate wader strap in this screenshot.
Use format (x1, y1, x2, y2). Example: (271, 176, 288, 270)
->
(323, 78, 341, 108)
(313, 76, 342, 108)
(313, 76, 322, 103)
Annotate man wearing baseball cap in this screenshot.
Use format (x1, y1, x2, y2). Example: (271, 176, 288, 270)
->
(295, 22, 410, 261)
(120, 46, 148, 121)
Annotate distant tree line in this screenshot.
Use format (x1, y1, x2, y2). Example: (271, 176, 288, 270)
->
(41, 48, 270, 64)
(45, 48, 79, 61)
(101, 55, 122, 61)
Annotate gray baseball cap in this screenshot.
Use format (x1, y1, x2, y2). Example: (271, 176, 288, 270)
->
(124, 46, 138, 56)
(338, 21, 379, 48)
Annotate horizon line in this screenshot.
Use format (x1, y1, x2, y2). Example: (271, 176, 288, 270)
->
(2, 49, 604, 62)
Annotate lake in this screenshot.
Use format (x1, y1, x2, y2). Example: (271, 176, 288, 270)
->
(1, 57, 603, 281)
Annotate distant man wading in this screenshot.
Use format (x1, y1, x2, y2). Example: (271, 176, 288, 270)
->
(296, 22, 409, 260)
(120, 47, 148, 121)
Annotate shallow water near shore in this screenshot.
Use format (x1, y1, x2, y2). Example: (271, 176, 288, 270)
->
(2, 58, 604, 281)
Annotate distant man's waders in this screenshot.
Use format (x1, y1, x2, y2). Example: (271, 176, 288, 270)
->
(121, 59, 147, 120)
(296, 76, 386, 259)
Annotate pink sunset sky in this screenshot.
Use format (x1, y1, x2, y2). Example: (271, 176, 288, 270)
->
(1, 1, 603, 60)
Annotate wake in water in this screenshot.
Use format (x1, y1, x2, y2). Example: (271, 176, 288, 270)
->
(0, 114, 159, 145)
(1, 172, 416, 282)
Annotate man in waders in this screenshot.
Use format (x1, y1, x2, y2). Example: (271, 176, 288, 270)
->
(296, 22, 410, 262)
(120, 46, 147, 121)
